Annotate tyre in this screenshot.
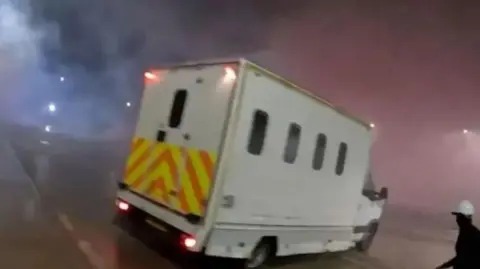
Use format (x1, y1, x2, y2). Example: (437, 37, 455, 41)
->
(356, 222, 379, 252)
(244, 240, 273, 269)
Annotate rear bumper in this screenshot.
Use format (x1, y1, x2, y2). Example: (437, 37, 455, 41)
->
(117, 189, 198, 236)
(114, 200, 199, 253)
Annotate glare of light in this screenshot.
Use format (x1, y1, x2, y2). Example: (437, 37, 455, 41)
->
(60, 76, 65, 82)
(48, 103, 56, 113)
(370, 123, 375, 128)
(126, 102, 131, 107)
(117, 201, 129, 211)
(223, 66, 237, 82)
(44, 125, 52, 132)
(144, 72, 156, 80)
(182, 237, 196, 248)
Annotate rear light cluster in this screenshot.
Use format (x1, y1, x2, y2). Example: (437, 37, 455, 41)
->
(144, 70, 164, 86)
(180, 234, 196, 249)
(115, 199, 197, 250)
(116, 200, 130, 212)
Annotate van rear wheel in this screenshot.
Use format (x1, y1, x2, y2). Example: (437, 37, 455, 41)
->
(244, 241, 272, 268)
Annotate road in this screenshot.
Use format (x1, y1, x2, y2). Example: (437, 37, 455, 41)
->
(0, 135, 93, 268)
(0, 126, 458, 269)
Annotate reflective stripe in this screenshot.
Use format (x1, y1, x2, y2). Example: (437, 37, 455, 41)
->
(123, 137, 216, 216)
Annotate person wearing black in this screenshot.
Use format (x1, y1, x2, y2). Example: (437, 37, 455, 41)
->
(436, 200, 480, 269)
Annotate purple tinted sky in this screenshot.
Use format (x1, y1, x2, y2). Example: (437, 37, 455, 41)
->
(257, 2, 480, 211)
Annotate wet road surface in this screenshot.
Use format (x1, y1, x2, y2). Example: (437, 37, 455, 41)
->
(0, 138, 92, 268)
(0, 128, 457, 269)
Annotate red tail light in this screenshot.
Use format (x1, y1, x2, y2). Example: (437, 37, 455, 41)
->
(180, 234, 196, 249)
(116, 200, 130, 211)
(144, 71, 156, 80)
(144, 70, 164, 86)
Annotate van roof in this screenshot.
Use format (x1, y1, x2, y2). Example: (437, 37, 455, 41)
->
(151, 58, 372, 129)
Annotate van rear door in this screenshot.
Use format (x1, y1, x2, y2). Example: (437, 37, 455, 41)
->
(123, 63, 238, 219)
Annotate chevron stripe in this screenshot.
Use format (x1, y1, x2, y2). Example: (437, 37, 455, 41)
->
(123, 136, 217, 216)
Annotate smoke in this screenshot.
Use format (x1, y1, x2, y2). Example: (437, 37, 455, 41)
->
(0, 0, 277, 140)
(0, 3, 37, 62)
(255, 2, 480, 211)
(0, 0, 48, 119)
(9, 0, 477, 212)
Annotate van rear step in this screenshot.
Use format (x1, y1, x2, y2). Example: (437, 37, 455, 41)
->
(114, 199, 197, 251)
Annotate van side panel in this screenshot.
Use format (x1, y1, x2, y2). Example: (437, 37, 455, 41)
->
(215, 67, 372, 227)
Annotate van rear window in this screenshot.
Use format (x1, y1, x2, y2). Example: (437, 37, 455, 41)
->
(168, 89, 188, 128)
(247, 110, 269, 155)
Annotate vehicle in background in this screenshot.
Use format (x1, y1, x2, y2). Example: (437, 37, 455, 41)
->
(115, 58, 388, 268)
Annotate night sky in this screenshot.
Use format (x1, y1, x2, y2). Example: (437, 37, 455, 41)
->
(4, 1, 480, 212)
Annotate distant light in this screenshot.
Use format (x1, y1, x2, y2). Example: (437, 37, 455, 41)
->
(463, 129, 469, 134)
(60, 76, 65, 82)
(48, 103, 56, 113)
(126, 102, 131, 107)
(370, 123, 375, 128)
(44, 125, 52, 132)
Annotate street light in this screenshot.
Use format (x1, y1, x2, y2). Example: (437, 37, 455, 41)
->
(48, 103, 56, 113)
(60, 76, 65, 82)
(126, 102, 131, 107)
(463, 129, 470, 134)
(370, 123, 375, 128)
(44, 125, 52, 132)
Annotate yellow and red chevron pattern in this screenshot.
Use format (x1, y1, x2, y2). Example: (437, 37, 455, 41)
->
(123, 136, 217, 216)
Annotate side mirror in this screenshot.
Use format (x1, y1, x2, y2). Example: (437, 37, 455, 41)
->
(379, 187, 388, 199)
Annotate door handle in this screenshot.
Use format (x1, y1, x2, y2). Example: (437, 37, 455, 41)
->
(156, 130, 167, 142)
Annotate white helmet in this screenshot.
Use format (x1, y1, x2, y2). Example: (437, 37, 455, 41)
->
(452, 200, 475, 216)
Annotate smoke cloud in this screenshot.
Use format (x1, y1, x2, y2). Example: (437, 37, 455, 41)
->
(256, 2, 480, 211)
(0, 0, 48, 121)
(0, 0, 274, 140)
(6, 0, 480, 212)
